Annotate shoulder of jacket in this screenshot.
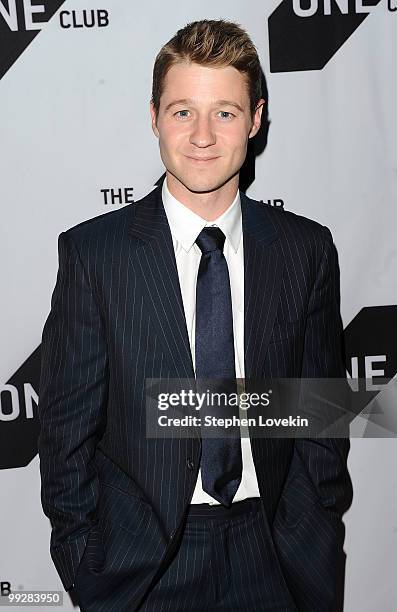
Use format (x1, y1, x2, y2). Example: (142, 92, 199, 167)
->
(60, 187, 158, 246)
(249, 196, 328, 236)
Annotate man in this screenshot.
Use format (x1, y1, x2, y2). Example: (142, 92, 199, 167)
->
(38, 19, 352, 612)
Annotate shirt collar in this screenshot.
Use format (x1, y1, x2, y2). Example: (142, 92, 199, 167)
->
(161, 177, 242, 253)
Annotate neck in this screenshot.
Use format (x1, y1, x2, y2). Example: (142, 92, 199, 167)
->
(165, 172, 239, 221)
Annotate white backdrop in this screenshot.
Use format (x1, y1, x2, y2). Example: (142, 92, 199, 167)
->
(1, 0, 396, 609)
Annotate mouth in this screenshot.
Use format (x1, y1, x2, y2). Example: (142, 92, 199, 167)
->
(185, 155, 219, 163)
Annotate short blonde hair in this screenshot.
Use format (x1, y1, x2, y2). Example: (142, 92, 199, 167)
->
(151, 19, 262, 118)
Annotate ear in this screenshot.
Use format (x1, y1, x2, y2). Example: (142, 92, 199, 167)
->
(150, 100, 159, 137)
(248, 98, 266, 139)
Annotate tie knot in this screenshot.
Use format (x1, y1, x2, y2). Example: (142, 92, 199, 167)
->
(195, 227, 226, 254)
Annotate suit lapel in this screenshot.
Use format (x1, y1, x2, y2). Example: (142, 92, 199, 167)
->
(128, 186, 194, 379)
(241, 192, 284, 380)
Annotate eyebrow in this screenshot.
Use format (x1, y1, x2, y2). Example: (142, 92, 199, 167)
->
(164, 98, 245, 113)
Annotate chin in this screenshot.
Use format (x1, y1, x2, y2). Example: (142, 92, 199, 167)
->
(175, 173, 234, 195)
(183, 183, 221, 194)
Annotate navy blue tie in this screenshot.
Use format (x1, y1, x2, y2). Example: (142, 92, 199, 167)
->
(195, 226, 242, 507)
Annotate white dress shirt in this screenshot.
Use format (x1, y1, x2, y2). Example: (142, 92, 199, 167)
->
(161, 178, 260, 505)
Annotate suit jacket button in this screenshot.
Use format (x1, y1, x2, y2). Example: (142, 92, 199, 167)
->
(187, 458, 195, 470)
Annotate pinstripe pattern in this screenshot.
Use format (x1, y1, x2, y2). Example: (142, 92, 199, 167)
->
(138, 502, 297, 611)
(38, 184, 352, 611)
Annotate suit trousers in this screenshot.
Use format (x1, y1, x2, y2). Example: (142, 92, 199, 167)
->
(137, 497, 297, 612)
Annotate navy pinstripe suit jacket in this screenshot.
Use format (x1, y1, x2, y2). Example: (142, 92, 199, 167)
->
(38, 184, 352, 612)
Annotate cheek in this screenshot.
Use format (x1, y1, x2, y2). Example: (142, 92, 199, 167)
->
(160, 127, 188, 152)
(225, 133, 249, 160)
(219, 124, 248, 146)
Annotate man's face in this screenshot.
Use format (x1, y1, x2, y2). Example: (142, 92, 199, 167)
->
(150, 62, 263, 194)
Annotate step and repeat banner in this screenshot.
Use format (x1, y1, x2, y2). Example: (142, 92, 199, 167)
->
(1, 1, 396, 610)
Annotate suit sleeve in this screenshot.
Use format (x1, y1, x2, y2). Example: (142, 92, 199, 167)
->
(38, 231, 108, 591)
(294, 225, 353, 515)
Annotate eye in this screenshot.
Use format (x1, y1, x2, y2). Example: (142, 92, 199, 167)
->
(174, 110, 190, 119)
(218, 111, 234, 120)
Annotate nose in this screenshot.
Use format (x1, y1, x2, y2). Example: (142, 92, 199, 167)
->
(189, 115, 216, 148)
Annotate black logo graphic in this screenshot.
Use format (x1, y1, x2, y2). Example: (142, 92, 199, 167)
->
(344, 305, 397, 382)
(344, 305, 397, 435)
(268, 0, 381, 72)
(0, 346, 40, 469)
(0, 5, 109, 80)
(0, 0, 65, 80)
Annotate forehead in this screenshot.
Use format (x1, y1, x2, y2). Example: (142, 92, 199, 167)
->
(161, 62, 249, 105)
